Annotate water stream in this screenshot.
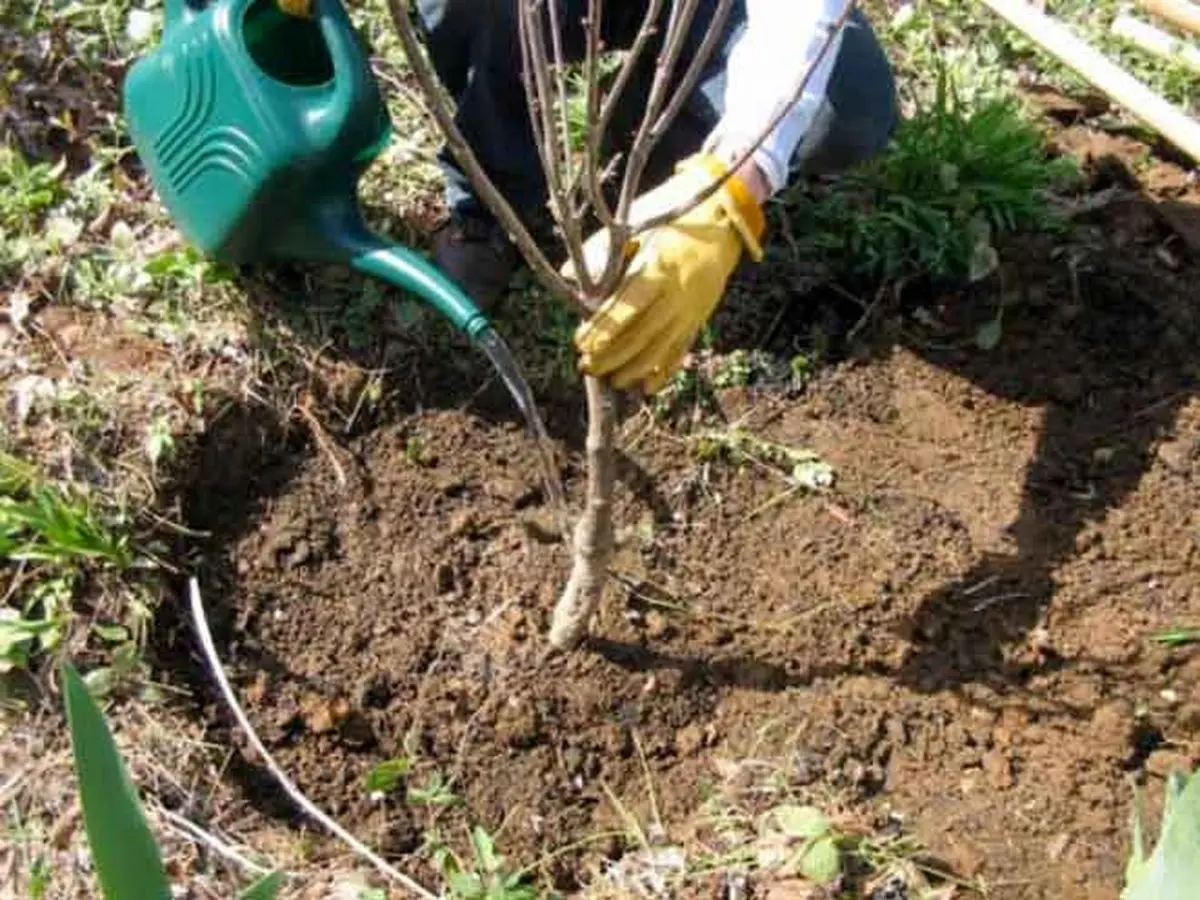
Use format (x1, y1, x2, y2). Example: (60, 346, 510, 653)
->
(475, 327, 572, 540)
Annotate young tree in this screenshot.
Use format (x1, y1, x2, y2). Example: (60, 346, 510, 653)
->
(387, 0, 856, 650)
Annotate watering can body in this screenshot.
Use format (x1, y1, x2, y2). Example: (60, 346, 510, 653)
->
(122, 0, 392, 264)
(122, 0, 490, 337)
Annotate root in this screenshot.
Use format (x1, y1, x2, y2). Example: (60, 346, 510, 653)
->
(549, 376, 617, 650)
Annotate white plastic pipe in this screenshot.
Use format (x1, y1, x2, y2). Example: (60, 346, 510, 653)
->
(977, 0, 1200, 164)
(1139, 0, 1200, 38)
(1113, 13, 1200, 76)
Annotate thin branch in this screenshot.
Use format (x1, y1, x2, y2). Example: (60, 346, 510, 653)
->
(385, 0, 583, 312)
(646, 0, 734, 147)
(594, 0, 667, 165)
(153, 804, 280, 879)
(582, 0, 614, 227)
(585, 0, 733, 298)
(187, 578, 439, 900)
(633, 0, 858, 237)
(615, 0, 702, 222)
(519, 0, 593, 293)
(545, 0, 578, 194)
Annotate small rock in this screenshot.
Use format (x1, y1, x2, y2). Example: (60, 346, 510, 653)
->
(1157, 437, 1195, 474)
(244, 671, 270, 705)
(645, 611, 676, 640)
(300, 694, 350, 735)
(1090, 700, 1134, 759)
(484, 476, 537, 507)
(982, 749, 1014, 789)
(676, 724, 707, 756)
(285, 538, 311, 569)
(1047, 831, 1072, 863)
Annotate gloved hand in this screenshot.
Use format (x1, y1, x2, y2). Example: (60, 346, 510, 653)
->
(568, 152, 766, 395)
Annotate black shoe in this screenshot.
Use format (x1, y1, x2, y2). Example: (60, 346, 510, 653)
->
(431, 210, 521, 311)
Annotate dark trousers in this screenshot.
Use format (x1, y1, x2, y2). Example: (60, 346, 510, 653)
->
(415, 0, 898, 224)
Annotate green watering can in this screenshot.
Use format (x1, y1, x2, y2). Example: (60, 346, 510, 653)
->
(122, 0, 490, 340)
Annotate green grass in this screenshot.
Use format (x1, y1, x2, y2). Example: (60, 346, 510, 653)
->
(0, 452, 143, 682)
(776, 63, 1080, 287)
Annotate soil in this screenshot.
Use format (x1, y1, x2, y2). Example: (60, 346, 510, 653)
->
(162, 123, 1200, 899)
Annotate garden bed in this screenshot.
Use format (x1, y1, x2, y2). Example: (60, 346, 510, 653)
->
(160, 122, 1200, 898)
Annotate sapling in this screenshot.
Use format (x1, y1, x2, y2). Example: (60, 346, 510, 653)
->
(387, 0, 857, 649)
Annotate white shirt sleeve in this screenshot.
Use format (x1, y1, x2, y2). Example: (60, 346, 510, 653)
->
(705, 0, 849, 196)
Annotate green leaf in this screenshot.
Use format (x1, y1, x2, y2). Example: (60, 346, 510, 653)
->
(83, 666, 120, 699)
(470, 825, 498, 873)
(238, 871, 284, 900)
(61, 662, 171, 900)
(364, 757, 410, 795)
(1123, 769, 1200, 900)
(773, 805, 829, 840)
(448, 870, 484, 898)
(92, 624, 130, 644)
(800, 835, 841, 884)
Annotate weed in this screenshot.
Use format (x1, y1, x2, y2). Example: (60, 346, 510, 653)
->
(1151, 627, 1200, 648)
(0, 144, 66, 235)
(0, 452, 140, 675)
(428, 826, 538, 900)
(688, 427, 834, 490)
(364, 757, 411, 797)
(781, 63, 1078, 287)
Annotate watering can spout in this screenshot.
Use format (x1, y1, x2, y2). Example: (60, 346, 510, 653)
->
(345, 235, 493, 342)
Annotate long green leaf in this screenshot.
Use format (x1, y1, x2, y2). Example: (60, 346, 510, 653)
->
(1122, 769, 1200, 900)
(61, 662, 171, 900)
(238, 871, 285, 899)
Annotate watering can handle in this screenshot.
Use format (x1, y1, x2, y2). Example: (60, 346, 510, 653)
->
(313, 0, 373, 111)
(164, 0, 204, 30)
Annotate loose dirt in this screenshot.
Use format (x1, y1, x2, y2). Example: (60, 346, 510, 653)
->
(166, 125, 1199, 899)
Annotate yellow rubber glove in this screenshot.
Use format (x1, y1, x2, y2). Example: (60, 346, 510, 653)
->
(570, 153, 766, 395)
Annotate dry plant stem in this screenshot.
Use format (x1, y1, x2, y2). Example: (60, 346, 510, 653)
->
(583, 0, 613, 226)
(518, 0, 593, 292)
(615, 0, 702, 220)
(634, 0, 858, 236)
(187, 578, 439, 900)
(385, 0, 582, 309)
(549, 376, 618, 649)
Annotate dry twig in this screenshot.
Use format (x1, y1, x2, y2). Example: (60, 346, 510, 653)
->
(187, 578, 439, 900)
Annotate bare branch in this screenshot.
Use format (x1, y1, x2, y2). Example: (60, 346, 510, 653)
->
(386, 0, 584, 311)
(615, 0, 702, 221)
(520, 0, 593, 292)
(646, 0, 734, 146)
(634, 0, 859, 237)
(582, 0, 614, 227)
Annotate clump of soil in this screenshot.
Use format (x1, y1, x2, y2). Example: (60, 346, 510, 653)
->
(173, 127, 1200, 899)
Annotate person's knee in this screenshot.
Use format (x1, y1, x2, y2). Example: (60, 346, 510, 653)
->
(793, 11, 898, 177)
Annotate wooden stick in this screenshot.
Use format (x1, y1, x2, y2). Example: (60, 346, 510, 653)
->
(977, 0, 1200, 164)
(1113, 13, 1200, 76)
(1139, 0, 1200, 38)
